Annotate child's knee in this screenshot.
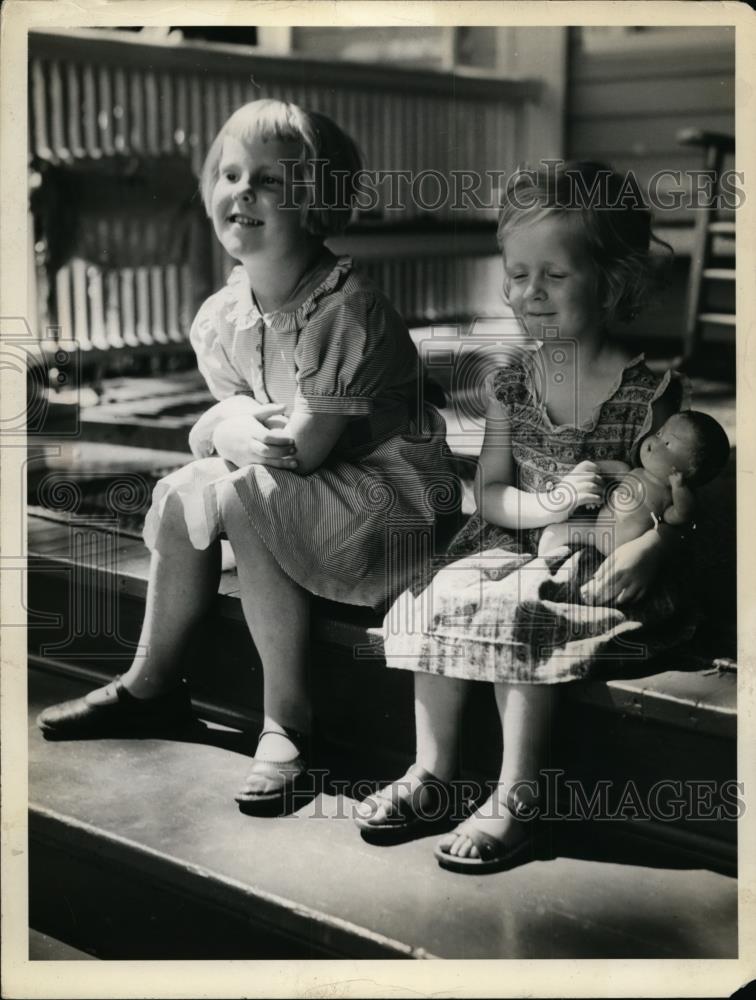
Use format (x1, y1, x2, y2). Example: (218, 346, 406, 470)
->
(190, 456, 230, 478)
(217, 479, 246, 534)
(155, 486, 190, 539)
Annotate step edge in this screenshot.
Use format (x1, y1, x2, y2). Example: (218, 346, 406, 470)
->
(28, 558, 736, 736)
(573, 678, 737, 717)
(29, 803, 435, 960)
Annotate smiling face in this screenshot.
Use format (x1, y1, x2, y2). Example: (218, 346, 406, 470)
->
(640, 414, 700, 481)
(210, 132, 305, 264)
(501, 215, 604, 344)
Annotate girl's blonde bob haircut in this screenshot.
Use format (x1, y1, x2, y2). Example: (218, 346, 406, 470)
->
(200, 99, 362, 238)
(497, 161, 671, 324)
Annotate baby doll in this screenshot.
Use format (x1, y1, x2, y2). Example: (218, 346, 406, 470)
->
(538, 410, 731, 558)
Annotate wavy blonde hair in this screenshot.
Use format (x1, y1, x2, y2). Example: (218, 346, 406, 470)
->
(497, 161, 671, 324)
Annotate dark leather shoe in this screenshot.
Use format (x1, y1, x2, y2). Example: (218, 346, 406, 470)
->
(37, 677, 195, 739)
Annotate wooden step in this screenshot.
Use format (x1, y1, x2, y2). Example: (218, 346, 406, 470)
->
(26, 510, 737, 735)
(27, 509, 738, 865)
(28, 668, 738, 960)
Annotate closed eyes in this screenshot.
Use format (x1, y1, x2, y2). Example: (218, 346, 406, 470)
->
(507, 271, 568, 281)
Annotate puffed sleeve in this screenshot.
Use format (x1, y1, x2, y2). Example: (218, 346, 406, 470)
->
(294, 291, 407, 415)
(189, 293, 249, 401)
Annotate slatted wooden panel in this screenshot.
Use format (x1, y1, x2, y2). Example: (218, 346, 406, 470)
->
(566, 31, 735, 227)
(29, 29, 534, 349)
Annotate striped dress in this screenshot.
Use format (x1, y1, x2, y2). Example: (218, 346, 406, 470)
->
(383, 353, 698, 684)
(143, 255, 457, 608)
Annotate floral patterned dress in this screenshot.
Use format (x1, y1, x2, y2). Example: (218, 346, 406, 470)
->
(143, 256, 457, 608)
(383, 352, 697, 684)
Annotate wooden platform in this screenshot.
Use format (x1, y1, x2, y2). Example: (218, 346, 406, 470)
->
(29, 668, 737, 960)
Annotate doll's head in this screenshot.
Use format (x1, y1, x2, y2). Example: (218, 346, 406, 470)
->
(200, 99, 362, 242)
(640, 411, 730, 486)
(497, 161, 668, 327)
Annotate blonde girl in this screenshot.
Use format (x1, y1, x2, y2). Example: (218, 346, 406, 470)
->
(357, 162, 694, 873)
(39, 100, 455, 814)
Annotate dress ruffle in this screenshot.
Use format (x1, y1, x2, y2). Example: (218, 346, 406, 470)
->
(224, 255, 353, 335)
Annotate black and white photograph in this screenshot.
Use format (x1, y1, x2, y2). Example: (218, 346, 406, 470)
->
(1, 1, 754, 996)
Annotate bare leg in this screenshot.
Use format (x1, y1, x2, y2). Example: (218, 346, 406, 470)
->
(218, 482, 311, 763)
(354, 670, 467, 826)
(445, 682, 557, 858)
(117, 486, 222, 699)
(414, 672, 468, 782)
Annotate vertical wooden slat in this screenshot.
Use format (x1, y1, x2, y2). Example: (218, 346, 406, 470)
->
(98, 65, 115, 157)
(49, 60, 69, 161)
(129, 68, 145, 152)
(87, 264, 108, 350)
(71, 259, 92, 349)
(217, 76, 233, 131)
(120, 269, 139, 347)
(165, 265, 183, 341)
(144, 69, 160, 154)
(135, 267, 153, 345)
(82, 64, 100, 157)
(65, 62, 85, 158)
(160, 71, 174, 153)
(204, 76, 219, 158)
(174, 73, 189, 153)
(112, 66, 127, 153)
(246, 77, 262, 103)
(150, 264, 168, 344)
(189, 74, 203, 175)
(105, 270, 124, 348)
(31, 59, 52, 160)
(231, 78, 244, 114)
(179, 264, 194, 335)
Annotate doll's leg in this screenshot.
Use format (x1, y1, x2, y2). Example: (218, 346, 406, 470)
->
(217, 481, 311, 764)
(441, 681, 557, 859)
(538, 521, 572, 556)
(538, 518, 604, 556)
(119, 481, 223, 699)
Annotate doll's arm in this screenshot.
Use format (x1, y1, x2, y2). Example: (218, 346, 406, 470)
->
(663, 472, 696, 526)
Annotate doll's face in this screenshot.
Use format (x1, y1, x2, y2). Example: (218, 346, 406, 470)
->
(640, 415, 699, 481)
